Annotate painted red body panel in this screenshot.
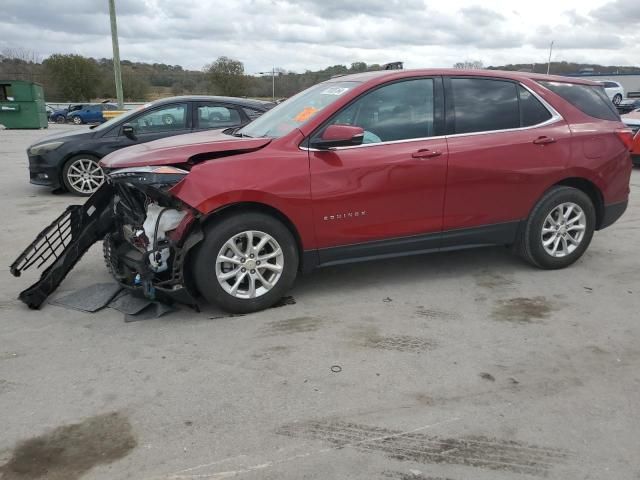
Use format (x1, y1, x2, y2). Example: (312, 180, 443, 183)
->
(100, 69, 632, 253)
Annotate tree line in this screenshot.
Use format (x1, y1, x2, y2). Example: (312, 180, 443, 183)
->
(0, 50, 384, 102)
(2, 49, 639, 103)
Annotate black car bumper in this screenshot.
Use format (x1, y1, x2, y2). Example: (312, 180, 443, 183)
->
(28, 153, 62, 189)
(599, 200, 628, 230)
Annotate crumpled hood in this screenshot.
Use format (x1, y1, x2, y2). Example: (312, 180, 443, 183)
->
(100, 129, 272, 169)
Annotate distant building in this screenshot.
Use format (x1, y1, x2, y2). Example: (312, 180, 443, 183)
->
(566, 73, 640, 98)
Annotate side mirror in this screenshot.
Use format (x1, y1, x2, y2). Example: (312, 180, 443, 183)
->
(122, 123, 137, 140)
(310, 124, 364, 149)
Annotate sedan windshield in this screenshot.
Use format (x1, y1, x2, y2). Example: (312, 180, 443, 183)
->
(237, 81, 359, 138)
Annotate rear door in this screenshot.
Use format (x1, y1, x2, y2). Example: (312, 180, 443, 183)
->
(442, 77, 572, 240)
(308, 77, 449, 260)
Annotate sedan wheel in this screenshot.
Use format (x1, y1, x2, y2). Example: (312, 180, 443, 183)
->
(613, 94, 622, 105)
(72, 116, 83, 125)
(55, 116, 66, 124)
(62, 156, 104, 196)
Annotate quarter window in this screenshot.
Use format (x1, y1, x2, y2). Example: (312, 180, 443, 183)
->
(539, 81, 620, 121)
(324, 78, 435, 144)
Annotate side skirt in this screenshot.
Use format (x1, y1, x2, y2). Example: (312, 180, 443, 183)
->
(301, 221, 522, 271)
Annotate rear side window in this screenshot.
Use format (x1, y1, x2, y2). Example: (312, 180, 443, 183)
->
(539, 81, 620, 121)
(602, 81, 618, 88)
(451, 79, 520, 133)
(519, 86, 552, 127)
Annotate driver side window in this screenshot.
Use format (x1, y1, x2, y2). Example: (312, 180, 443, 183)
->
(130, 104, 187, 133)
(326, 79, 435, 144)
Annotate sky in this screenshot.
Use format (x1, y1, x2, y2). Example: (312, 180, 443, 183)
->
(1, 0, 639, 73)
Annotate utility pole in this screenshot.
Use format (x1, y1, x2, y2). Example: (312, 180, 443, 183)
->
(108, 0, 124, 108)
(546, 41, 554, 75)
(257, 68, 276, 101)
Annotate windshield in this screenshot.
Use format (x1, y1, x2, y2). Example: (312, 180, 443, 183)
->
(91, 106, 145, 132)
(237, 81, 359, 138)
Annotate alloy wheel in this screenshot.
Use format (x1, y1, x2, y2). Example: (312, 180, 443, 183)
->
(66, 158, 104, 195)
(215, 230, 284, 299)
(541, 202, 587, 258)
(72, 116, 82, 125)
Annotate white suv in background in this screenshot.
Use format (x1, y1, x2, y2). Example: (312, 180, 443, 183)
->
(599, 80, 625, 105)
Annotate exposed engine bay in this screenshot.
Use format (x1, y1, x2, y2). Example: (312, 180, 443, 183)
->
(10, 167, 203, 309)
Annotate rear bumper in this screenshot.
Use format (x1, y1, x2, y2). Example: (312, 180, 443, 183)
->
(599, 200, 628, 230)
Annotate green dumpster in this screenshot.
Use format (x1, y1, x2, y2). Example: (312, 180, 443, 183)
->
(0, 80, 48, 129)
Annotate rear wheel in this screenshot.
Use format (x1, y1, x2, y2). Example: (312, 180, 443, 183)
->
(193, 212, 298, 313)
(518, 186, 595, 269)
(613, 93, 622, 105)
(62, 155, 104, 196)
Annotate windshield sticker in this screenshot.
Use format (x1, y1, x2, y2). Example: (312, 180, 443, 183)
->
(320, 87, 350, 96)
(294, 106, 319, 122)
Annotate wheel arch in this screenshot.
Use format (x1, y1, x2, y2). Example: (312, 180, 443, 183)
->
(552, 177, 605, 229)
(199, 201, 307, 272)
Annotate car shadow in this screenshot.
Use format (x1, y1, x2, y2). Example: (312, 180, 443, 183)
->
(292, 245, 531, 298)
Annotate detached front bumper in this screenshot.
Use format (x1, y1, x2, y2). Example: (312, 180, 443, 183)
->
(11, 171, 202, 310)
(10, 184, 114, 308)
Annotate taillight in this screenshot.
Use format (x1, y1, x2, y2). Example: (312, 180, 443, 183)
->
(615, 128, 634, 150)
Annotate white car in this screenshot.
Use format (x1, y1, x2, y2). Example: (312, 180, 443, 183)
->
(598, 80, 625, 105)
(621, 108, 640, 136)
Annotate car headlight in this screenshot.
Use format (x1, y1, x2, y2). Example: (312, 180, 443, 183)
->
(28, 141, 64, 156)
(107, 165, 188, 188)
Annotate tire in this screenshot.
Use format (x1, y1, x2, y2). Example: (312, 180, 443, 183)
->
(71, 115, 83, 125)
(192, 212, 298, 313)
(61, 154, 105, 196)
(613, 94, 622, 105)
(517, 186, 596, 269)
(55, 115, 66, 124)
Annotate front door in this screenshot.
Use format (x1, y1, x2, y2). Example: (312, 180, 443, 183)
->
(308, 77, 448, 263)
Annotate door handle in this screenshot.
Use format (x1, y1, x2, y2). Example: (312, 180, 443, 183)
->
(412, 149, 442, 159)
(533, 136, 556, 145)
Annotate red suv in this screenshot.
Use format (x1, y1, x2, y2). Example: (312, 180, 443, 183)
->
(12, 69, 633, 313)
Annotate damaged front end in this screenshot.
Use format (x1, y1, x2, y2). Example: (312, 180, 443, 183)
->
(10, 166, 202, 309)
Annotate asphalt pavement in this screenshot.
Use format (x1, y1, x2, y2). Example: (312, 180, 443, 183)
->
(0, 124, 639, 480)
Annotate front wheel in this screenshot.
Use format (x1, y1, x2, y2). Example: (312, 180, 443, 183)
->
(71, 115, 83, 125)
(61, 155, 105, 196)
(55, 115, 66, 124)
(193, 213, 298, 313)
(517, 186, 596, 269)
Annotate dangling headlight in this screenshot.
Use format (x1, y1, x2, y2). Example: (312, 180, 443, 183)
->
(107, 165, 188, 187)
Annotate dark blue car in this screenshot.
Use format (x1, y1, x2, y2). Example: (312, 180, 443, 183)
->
(49, 103, 118, 124)
(67, 103, 119, 124)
